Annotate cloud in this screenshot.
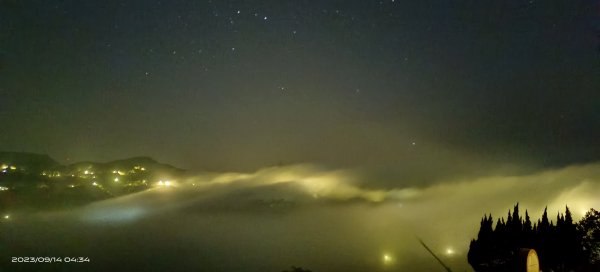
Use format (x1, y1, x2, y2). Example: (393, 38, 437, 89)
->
(3, 161, 600, 271)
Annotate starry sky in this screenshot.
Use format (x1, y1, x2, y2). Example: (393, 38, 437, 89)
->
(2, 2, 600, 271)
(1, 0, 599, 173)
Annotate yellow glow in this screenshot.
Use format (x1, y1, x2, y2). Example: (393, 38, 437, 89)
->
(3, 214, 10, 219)
(118, 171, 126, 176)
(84, 170, 89, 175)
(382, 253, 395, 265)
(157, 180, 173, 187)
(9, 166, 16, 170)
(114, 177, 119, 182)
(68, 185, 75, 188)
(446, 248, 455, 255)
(92, 182, 98, 186)
(0, 186, 9, 191)
(140, 167, 146, 171)
(0, 164, 7, 169)
(112, 170, 118, 174)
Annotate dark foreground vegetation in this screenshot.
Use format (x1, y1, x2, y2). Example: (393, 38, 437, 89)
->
(469, 204, 600, 272)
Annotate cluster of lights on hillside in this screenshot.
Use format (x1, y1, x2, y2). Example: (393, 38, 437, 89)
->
(0, 163, 172, 192)
(1, 164, 18, 173)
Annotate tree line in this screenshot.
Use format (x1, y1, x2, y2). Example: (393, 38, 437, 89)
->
(468, 203, 600, 272)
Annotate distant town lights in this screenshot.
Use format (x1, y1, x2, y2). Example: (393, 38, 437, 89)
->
(157, 180, 172, 187)
(0, 186, 9, 191)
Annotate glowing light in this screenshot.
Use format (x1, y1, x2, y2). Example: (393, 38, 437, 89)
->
(1, 170, 6, 173)
(0, 164, 7, 169)
(382, 253, 395, 265)
(92, 182, 98, 186)
(157, 180, 173, 187)
(114, 177, 119, 182)
(118, 171, 126, 176)
(140, 167, 146, 171)
(9, 166, 16, 170)
(3, 214, 10, 219)
(446, 248, 455, 255)
(68, 185, 75, 188)
(0, 186, 9, 191)
(84, 170, 89, 175)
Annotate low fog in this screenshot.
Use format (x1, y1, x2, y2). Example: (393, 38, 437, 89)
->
(3, 161, 600, 272)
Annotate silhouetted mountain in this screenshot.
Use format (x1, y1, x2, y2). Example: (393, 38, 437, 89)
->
(0, 151, 59, 173)
(0, 152, 185, 210)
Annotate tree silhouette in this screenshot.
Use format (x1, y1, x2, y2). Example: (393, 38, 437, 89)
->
(468, 204, 595, 272)
(577, 208, 600, 270)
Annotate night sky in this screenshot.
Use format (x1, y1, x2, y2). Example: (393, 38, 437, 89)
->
(1, 0, 599, 172)
(2, 1, 600, 271)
